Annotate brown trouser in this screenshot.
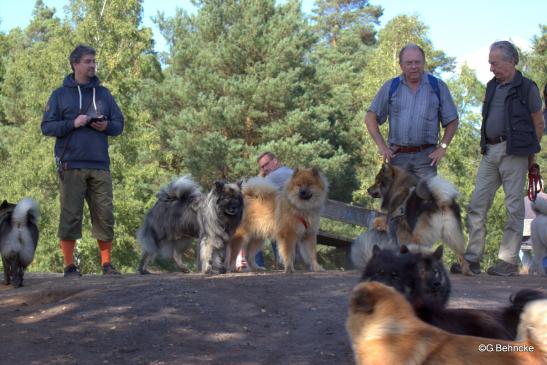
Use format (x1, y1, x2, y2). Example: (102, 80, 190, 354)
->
(58, 169, 114, 241)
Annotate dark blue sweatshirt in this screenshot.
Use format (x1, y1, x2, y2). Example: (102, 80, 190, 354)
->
(41, 74, 124, 171)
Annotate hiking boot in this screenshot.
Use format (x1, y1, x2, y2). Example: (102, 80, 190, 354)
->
(102, 263, 121, 275)
(64, 264, 82, 277)
(450, 260, 481, 275)
(487, 260, 519, 277)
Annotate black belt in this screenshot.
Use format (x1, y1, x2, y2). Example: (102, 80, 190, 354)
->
(392, 144, 436, 153)
(486, 136, 506, 145)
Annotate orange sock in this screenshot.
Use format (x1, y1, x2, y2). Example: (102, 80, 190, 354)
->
(60, 240, 76, 267)
(98, 240, 112, 265)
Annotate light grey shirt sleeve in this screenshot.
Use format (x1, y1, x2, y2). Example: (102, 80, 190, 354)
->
(528, 83, 542, 113)
(437, 78, 459, 127)
(368, 79, 393, 125)
(266, 166, 294, 190)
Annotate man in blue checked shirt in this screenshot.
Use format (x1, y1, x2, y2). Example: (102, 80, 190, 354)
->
(365, 43, 459, 180)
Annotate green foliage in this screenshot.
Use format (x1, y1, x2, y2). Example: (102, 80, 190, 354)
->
(0, 1, 73, 126)
(521, 24, 546, 91)
(0, 0, 163, 274)
(0, 1, 545, 274)
(151, 0, 357, 199)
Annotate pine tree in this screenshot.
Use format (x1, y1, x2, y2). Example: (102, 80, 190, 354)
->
(153, 0, 353, 198)
(308, 0, 383, 200)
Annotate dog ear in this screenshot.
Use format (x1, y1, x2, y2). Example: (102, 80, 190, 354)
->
(382, 162, 390, 174)
(433, 245, 444, 260)
(236, 179, 243, 190)
(372, 244, 382, 256)
(214, 180, 226, 194)
(0, 200, 8, 209)
(352, 285, 376, 314)
(311, 166, 321, 176)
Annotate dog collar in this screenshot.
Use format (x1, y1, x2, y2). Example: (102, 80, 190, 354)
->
(296, 214, 309, 230)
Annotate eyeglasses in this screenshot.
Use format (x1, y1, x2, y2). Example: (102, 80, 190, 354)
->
(260, 159, 273, 170)
(403, 60, 423, 67)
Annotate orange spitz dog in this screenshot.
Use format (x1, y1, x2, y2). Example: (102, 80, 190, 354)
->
(226, 167, 328, 273)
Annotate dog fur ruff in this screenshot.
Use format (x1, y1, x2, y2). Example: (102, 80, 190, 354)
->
(367, 163, 472, 276)
(346, 281, 547, 365)
(226, 167, 328, 273)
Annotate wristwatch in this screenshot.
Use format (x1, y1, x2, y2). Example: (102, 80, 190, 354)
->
(439, 142, 448, 149)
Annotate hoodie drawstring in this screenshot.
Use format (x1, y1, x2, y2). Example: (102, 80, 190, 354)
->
(77, 85, 97, 114)
(92, 88, 97, 112)
(77, 85, 82, 112)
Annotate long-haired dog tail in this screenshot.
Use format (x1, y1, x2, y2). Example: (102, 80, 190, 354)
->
(242, 176, 278, 198)
(12, 198, 40, 226)
(516, 298, 547, 358)
(2, 198, 39, 269)
(427, 176, 459, 206)
(158, 176, 202, 202)
(500, 289, 547, 339)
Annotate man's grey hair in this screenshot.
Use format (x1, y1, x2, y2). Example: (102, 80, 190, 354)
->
(490, 41, 519, 65)
(69, 44, 96, 71)
(399, 43, 425, 64)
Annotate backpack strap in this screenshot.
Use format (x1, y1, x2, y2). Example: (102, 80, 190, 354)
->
(427, 74, 442, 122)
(427, 74, 441, 106)
(388, 77, 401, 105)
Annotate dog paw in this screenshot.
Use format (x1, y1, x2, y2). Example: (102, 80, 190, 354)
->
(313, 264, 325, 272)
(463, 269, 475, 277)
(373, 216, 388, 231)
(12, 279, 23, 288)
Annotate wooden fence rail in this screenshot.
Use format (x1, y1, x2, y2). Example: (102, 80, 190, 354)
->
(317, 199, 375, 268)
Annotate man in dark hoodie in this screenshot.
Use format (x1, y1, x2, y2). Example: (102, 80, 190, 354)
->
(42, 44, 124, 277)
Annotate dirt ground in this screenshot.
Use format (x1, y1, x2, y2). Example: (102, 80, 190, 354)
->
(0, 270, 545, 365)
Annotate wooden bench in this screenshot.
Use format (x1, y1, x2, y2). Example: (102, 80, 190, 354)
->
(317, 199, 374, 268)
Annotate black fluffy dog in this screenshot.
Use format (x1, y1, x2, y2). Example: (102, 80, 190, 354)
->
(361, 244, 545, 340)
(137, 176, 243, 274)
(0, 198, 40, 288)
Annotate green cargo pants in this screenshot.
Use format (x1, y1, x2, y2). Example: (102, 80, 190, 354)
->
(58, 169, 114, 241)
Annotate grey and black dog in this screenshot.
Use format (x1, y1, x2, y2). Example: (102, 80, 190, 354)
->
(137, 176, 243, 274)
(0, 198, 40, 288)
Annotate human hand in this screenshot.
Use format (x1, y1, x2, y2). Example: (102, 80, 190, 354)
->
(90, 117, 108, 132)
(378, 144, 394, 162)
(74, 114, 89, 128)
(528, 154, 537, 169)
(428, 147, 446, 166)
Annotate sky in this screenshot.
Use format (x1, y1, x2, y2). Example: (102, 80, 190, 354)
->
(0, 0, 545, 83)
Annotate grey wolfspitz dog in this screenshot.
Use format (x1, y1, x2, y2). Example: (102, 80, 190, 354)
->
(137, 176, 243, 274)
(350, 212, 397, 271)
(0, 198, 40, 288)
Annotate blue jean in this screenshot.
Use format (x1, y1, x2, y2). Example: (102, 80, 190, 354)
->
(391, 146, 437, 181)
(254, 241, 278, 267)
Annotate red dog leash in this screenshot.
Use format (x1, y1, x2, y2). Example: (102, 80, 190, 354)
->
(528, 163, 542, 201)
